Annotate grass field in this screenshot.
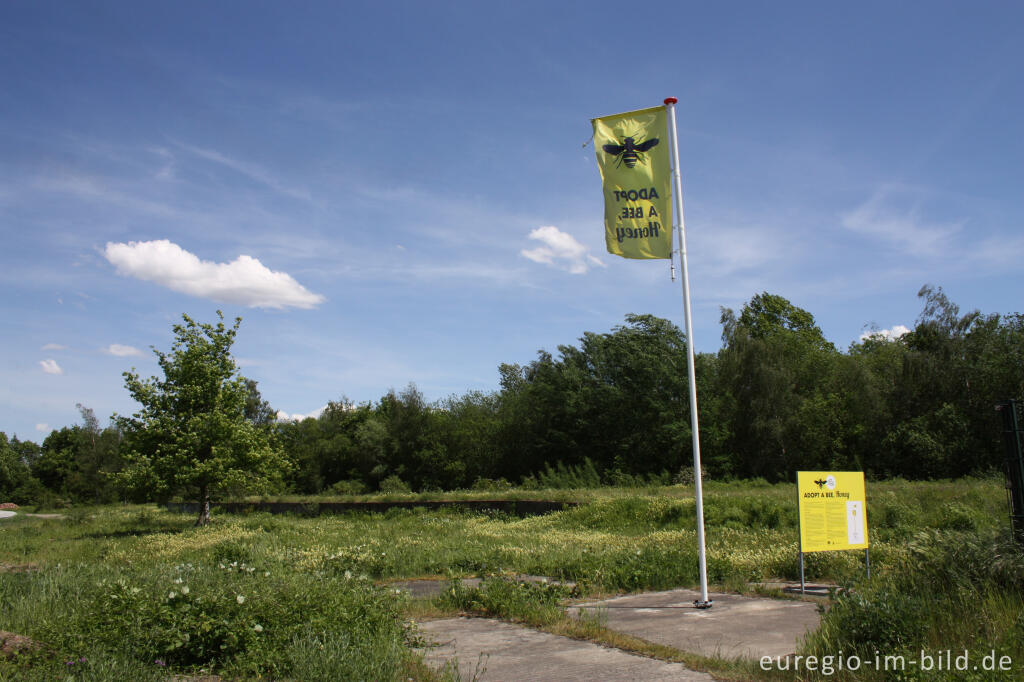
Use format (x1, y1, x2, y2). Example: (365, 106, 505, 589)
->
(1, 477, 1020, 680)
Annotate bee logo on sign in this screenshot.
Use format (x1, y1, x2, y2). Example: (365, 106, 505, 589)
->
(797, 471, 869, 553)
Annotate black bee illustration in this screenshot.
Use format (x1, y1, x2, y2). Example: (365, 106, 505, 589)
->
(814, 478, 828, 489)
(602, 136, 659, 169)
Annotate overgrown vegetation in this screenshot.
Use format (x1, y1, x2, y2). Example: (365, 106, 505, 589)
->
(802, 529, 1024, 680)
(0, 479, 1018, 679)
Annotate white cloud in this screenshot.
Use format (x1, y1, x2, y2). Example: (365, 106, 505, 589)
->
(275, 405, 327, 422)
(521, 226, 604, 275)
(41, 343, 67, 351)
(35, 423, 49, 433)
(859, 324, 911, 342)
(104, 344, 143, 357)
(40, 359, 63, 375)
(104, 240, 325, 310)
(841, 187, 961, 257)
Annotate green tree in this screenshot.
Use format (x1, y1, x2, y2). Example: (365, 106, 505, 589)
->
(0, 433, 44, 504)
(115, 312, 289, 525)
(718, 293, 839, 479)
(243, 378, 276, 426)
(494, 314, 691, 481)
(439, 391, 501, 484)
(379, 385, 456, 490)
(34, 405, 124, 503)
(275, 399, 383, 493)
(736, 292, 835, 352)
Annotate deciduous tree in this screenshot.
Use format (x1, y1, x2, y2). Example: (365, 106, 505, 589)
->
(115, 312, 289, 525)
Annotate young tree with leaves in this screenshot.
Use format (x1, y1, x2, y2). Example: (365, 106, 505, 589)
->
(115, 312, 289, 525)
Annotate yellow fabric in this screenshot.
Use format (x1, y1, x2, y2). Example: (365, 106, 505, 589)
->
(592, 106, 673, 259)
(797, 471, 870, 553)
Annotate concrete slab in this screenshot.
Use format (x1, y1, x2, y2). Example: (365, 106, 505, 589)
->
(417, 617, 712, 681)
(0, 511, 15, 519)
(568, 589, 820, 660)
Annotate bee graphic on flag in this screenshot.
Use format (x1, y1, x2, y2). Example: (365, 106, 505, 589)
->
(602, 135, 660, 169)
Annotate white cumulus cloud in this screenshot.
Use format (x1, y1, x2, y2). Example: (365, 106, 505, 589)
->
(275, 406, 327, 422)
(521, 226, 604, 275)
(104, 240, 325, 310)
(860, 325, 911, 342)
(35, 423, 50, 433)
(40, 359, 63, 375)
(104, 344, 143, 357)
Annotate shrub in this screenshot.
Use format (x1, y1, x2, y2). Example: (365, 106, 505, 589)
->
(378, 475, 411, 494)
(523, 458, 602, 489)
(329, 479, 368, 496)
(471, 477, 513, 492)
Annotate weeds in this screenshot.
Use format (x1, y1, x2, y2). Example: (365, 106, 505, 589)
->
(0, 477, 1016, 680)
(437, 577, 577, 625)
(802, 529, 1024, 680)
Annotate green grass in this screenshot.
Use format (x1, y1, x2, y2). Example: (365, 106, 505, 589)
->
(0, 476, 1018, 679)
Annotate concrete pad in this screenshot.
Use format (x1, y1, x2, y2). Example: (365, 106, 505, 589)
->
(418, 617, 712, 681)
(569, 589, 820, 660)
(0, 511, 15, 519)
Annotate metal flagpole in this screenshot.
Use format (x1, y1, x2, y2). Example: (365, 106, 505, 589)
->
(663, 96, 712, 609)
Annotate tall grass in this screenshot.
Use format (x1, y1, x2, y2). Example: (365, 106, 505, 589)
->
(0, 476, 1014, 679)
(801, 529, 1024, 680)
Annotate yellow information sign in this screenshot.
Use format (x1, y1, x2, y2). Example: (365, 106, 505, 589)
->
(797, 471, 869, 553)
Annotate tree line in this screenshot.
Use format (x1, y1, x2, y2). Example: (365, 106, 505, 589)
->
(2, 285, 1021, 509)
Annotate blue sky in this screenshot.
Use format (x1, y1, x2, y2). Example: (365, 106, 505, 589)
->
(2, 1, 1022, 440)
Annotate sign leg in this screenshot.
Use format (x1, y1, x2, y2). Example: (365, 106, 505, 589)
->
(800, 552, 805, 595)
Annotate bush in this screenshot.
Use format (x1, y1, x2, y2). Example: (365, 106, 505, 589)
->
(329, 479, 368, 496)
(937, 501, 980, 531)
(378, 475, 411, 494)
(523, 458, 602, 489)
(471, 477, 513, 492)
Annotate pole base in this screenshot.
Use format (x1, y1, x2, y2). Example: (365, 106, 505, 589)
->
(693, 599, 713, 609)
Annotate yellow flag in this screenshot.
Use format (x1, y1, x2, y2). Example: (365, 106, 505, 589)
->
(592, 106, 673, 259)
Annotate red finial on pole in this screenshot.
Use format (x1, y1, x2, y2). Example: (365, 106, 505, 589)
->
(664, 97, 678, 105)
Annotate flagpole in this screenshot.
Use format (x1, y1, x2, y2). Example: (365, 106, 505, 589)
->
(664, 96, 712, 609)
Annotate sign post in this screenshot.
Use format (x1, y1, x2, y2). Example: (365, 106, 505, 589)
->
(796, 471, 870, 594)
